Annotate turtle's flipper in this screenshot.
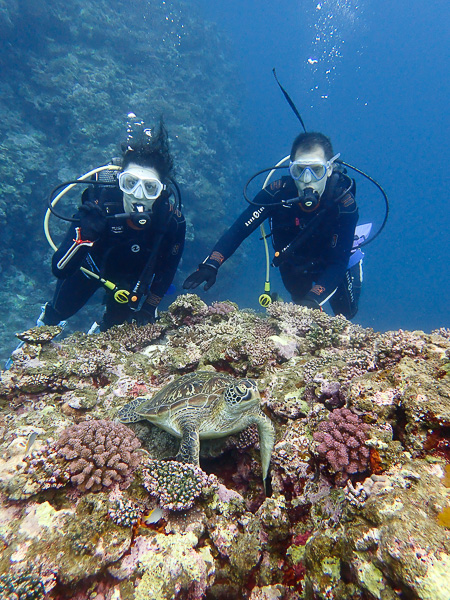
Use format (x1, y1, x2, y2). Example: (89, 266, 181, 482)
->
(176, 424, 200, 465)
(117, 398, 145, 423)
(255, 413, 276, 488)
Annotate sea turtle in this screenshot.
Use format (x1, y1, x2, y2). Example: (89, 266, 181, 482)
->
(117, 370, 275, 485)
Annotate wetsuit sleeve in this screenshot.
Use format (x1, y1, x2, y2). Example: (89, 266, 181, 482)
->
(202, 188, 275, 269)
(147, 210, 186, 306)
(305, 194, 359, 305)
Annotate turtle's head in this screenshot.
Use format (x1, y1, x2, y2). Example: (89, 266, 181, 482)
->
(224, 378, 260, 413)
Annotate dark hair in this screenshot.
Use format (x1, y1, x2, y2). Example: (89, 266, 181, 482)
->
(290, 131, 334, 161)
(122, 117, 174, 180)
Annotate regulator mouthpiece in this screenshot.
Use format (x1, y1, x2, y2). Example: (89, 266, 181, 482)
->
(300, 188, 320, 212)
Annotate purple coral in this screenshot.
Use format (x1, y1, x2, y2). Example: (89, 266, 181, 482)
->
(208, 301, 237, 317)
(313, 408, 370, 478)
(55, 419, 142, 492)
(142, 460, 211, 511)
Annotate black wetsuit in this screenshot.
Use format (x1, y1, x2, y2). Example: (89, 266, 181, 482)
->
(44, 185, 185, 329)
(204, 172, 361, 317)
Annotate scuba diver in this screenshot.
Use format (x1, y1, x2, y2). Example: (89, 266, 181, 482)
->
(41, 117, 186, 331)
(183, 131, 362, 318)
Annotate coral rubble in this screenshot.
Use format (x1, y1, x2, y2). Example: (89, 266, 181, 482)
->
(0, 295, 449, 599)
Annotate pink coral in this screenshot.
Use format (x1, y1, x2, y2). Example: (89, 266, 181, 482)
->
(55, 419, 142, 492)
(313, 408, 370, 479)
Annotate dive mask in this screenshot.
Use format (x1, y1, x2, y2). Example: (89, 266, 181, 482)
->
(289, 153, 341, 183)
(118, 171, 165, 201)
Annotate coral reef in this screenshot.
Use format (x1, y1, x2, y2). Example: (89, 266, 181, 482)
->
(0, 295, 449, 599)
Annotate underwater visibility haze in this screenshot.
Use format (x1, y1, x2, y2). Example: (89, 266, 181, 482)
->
(196, 0, 450, 333)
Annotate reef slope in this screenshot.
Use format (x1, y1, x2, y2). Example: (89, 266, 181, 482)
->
(0, 295, 449, 600)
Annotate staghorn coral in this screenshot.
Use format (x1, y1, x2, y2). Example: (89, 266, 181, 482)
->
(142, 459, 213, 511)
(54, 419, 142, 492)
(313, 407, 370, 481)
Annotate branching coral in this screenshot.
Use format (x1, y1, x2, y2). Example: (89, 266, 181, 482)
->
(313, 407, 370, 480)
(142, 459, 214, 511)
(24, 420, 142, 494)
(374, 330, 426, 369)
(55, 419, 142, 492)
(100, 322, 164, 352)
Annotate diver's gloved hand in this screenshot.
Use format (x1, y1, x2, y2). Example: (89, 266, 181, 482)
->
(133, 304, 157, 325)
(298, 297, 321, 310)
(78, 203, 107, 241)
(183, 264, 217, 291)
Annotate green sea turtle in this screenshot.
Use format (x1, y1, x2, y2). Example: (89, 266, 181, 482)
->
(117, 371, 275, 485)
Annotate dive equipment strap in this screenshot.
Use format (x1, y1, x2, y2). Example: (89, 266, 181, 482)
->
(128, 203, 173, 310)
(272, 208, 327, 268)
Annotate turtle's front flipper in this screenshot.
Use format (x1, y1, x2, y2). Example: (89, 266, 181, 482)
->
(176, 423, 200, 465)
(255, 413, 276, 491)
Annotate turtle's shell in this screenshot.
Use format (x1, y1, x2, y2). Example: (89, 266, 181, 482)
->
(135, 371, 235, 420)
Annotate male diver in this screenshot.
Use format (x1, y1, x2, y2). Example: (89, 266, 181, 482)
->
(41, 118, 186, 330)
(184, 131, 361, 318)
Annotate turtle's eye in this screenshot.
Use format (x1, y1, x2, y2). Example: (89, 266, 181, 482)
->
(225, 381, 256, 405)
(235, 384, 249, 397)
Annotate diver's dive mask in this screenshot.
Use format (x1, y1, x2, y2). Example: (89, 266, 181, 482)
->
(119, 165, 166, 214)
(289, 153, 340, 183)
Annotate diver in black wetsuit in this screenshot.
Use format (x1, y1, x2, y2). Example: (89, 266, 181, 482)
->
(42, 119, 186, 331)
(184, 132, 361, 318)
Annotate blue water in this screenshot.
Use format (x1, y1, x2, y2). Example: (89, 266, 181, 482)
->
(193, 0, 449, 332)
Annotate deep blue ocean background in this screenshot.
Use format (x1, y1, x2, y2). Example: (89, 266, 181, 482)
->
(193, 0, 449, 332)
(0, 0, 448, 362)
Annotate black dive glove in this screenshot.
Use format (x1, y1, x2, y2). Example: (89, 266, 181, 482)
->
(78, 203, 107, 241)
(299, 297, 321, 310)
(183, 264, 217, 291)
